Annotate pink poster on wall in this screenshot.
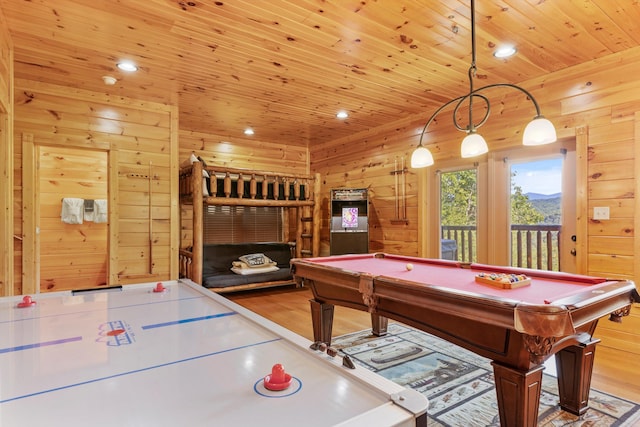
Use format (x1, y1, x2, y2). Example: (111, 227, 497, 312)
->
(341, 207, 358, 228)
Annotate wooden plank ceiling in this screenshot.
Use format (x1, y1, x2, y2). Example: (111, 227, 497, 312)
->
(2, 0, 640, 146)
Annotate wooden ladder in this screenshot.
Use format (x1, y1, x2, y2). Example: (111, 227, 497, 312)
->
(295, 173, 321, 258)
(300, 207, 314, 257)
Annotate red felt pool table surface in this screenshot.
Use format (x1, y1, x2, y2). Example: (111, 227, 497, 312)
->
(308, 253, 610, 305)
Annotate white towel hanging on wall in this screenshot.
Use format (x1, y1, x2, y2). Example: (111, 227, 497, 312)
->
(94, 199, 108, 223)
(61, 198, 84, 224)
(84, 199, 95, 222)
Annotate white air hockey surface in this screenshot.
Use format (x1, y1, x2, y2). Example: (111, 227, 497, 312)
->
(0, 280, 427, 426)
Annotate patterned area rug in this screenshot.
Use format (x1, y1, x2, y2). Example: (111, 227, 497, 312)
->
(332, 324, 640, 427)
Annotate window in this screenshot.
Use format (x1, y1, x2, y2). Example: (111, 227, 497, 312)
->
(203, 205, 283, 243)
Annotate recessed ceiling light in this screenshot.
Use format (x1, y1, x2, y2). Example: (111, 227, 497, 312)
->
(244, 128, 254, 136)
(336, 111, 348, 119)
(117, 61, 138, 72)
(494, 46, 517, 58)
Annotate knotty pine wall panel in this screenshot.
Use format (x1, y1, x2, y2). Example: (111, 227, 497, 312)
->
(589, 159, 634, 181)
(587, 236, 634, 256)
(0, 8, 12, 296)
(589, 179, 635, 201)
(588, 253, 634, 277)
(11, 137, 21, 295)
(584, 107, 639, 352)
(587, 218, 634, 239)
(588, 142, 635, 165)
(179, 129, 308, 175)
(313, 117, 423, 256)
(588, 121, 634, 144)
(13, 80, 176, 293)
(37, 146, 107, 292)
(115, 158, 171, 281)
(585, 115, 636, 283)
(0, 10, 10, 109)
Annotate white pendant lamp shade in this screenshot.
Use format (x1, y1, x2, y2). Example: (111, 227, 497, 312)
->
(410, 145, 434, 168)
(460, 132, 488, 158)
(523, 117, 557, 146)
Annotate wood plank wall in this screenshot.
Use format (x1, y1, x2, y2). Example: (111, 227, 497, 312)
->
(38, 147, 108, 291)
(310, 116, 423, 256)
(0, 10, 13, 296)
(310, 47, 640, 359)
(178, 129, 309, 249)
(13, 80, 178, 293)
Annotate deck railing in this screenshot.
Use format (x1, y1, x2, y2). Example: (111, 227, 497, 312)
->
(441, 224, 562, 271)
(441, 225, 476, 263)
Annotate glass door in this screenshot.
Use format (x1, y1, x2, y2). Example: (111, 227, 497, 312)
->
(507, 146, 576, 272)
(439, 168, 478, 262)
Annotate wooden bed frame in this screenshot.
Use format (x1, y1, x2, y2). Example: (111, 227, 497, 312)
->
(179, 160, 321, 288)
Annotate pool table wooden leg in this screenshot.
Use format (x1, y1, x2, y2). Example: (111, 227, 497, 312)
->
(309, 299, 334, 344)
(371, 313, 388, 336)
(554, 338, 599, 415)
(491, 362, 544, 427)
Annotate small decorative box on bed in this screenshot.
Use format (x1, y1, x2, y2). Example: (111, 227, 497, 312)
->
(200, 242, 297, 292)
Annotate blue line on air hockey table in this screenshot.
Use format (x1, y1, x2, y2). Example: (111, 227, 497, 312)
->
(0, 336, 82, 354)
(141, 311, 237, 330)
(0, 295, 207, 325)
(0, 313, 238, 355)
(0, 337, 282, 404)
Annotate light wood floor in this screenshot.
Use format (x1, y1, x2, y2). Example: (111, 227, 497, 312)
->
(228, 285, 640, 403)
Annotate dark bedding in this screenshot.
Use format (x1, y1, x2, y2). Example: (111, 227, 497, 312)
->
(201, 242, 294, 289)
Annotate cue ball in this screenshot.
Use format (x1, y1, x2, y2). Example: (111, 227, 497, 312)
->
(406, 263, 413, 271)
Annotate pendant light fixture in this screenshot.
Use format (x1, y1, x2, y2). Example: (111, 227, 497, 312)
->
(411, 0, 556, 168)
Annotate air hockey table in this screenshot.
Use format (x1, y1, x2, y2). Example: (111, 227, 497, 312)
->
(0, 280, 428, 427)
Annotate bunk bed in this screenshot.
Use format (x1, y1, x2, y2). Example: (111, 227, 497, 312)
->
(179, 160, 321, 292)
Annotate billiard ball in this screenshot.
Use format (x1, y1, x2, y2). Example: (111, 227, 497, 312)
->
(406, 263, 413, 271)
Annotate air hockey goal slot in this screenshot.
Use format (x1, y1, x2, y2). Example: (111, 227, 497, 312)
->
(72, 285, 123, 295)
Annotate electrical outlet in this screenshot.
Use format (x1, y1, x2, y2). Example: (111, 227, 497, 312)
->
(593, 207, 610, 220)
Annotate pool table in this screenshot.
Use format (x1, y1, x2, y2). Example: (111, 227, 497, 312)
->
(291, 253, 640, 427)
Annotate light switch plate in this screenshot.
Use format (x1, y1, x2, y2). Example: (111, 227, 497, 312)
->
(593, 206, 610, 220)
